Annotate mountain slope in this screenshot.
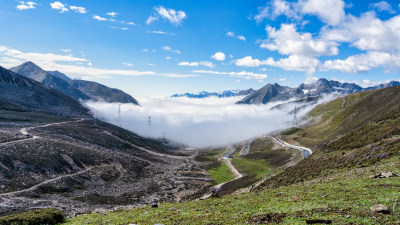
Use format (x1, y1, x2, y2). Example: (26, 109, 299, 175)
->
(10, 62, 91, 101)
(258, 85, 400, 189)
(11, 62, 139, 104)
(69, 80, 139, 104)
(237, 78, 400, 105)
(0, 66, 89, 117)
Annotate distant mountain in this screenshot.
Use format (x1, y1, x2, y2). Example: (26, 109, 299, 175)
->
(171, 89, 256, 98)
(237, 78, 399, 105)
(70, 80, 139, 104)
(0, 66, 90, 117)
(10, 62, 139, 104)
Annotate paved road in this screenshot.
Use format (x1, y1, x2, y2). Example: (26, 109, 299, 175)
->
(271, 136, 312, 158)
(223, 145, 235, 158)
(242, 139, 252, 156)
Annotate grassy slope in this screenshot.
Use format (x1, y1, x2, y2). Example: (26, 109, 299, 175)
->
(66, 158, 400, 224)
(196, 149, 235, 185)
(65, 86, 400, 224)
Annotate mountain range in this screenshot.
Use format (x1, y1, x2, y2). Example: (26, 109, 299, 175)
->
(10, 62, 139, 105)
(0, 66, 89, 117)
(171, 89, 256, 98)
(237, 78, 400, 104)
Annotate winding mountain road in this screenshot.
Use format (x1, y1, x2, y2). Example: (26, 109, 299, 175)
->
(271, 136, 312, 158)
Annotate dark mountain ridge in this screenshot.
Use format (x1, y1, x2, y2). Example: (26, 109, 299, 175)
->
(0, 66, 89, 117)
(237, 78, 398, 104)
(10, 62, 139, 104)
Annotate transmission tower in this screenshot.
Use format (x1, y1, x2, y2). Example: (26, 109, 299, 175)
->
(292, 106, 298, 126)
(148, 116, 152, 126)
(162, 132, 167, 141)
(118, 104, 121, 120)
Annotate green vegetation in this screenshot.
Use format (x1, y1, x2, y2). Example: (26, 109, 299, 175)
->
(0, 208, 64, 225)
(65, 160, 400, 224)
(208, 162, 235, 185)
(196, 149, 235, 185)
(232, 157, 270, 179)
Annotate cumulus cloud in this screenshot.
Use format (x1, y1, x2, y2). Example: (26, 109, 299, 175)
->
(254, 0, 345, 26)
(93, 15, 107, 21)
(261, 24, 338, 57)
(70, 6, 87, 14)
(122, 62, 134, 67)
(226, 31, 246, 41)
(323, 51, 400, 73)
(147, 6, 187, 26)
(0, 46, 197, 79)
(322, 12, 400, 54)
(192, 70, 267, 82)
(16, 1, 37, 10)
(50, 1, 69, 13)
(162, 46, 181, 54)
(86, 95, 335, 147)
(211, 52, 226, 61)
(178, 61, 215, 68)
(234, 55, 320, 74)
(370, 1, 396, 13)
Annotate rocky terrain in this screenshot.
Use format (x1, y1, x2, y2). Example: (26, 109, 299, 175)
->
(0, 107, 210, 217)
(11, 62, 139, 104)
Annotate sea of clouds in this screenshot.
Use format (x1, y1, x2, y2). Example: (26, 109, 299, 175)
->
(85, 95, 336, 148)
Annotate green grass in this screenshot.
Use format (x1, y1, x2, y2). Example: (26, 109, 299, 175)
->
(208, 162, 235, 185)
(0, 208, 65, 225)
(232, 157, 270, 179)
(65, 161, 400, 225)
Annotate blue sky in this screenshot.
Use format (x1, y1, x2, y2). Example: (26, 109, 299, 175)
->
(0, 0, 400, 96)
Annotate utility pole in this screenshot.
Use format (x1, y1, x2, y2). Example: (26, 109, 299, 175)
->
(148, 116, 152, 126)
(118, 104, 121, 120)
(113, 143, 120, 164)
(292, 106, 298, 126)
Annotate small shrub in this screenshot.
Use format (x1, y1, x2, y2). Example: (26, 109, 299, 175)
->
(0, 208, 65, 225)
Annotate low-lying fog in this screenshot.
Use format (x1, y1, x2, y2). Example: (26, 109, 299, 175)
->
(85, 95, 336, 147)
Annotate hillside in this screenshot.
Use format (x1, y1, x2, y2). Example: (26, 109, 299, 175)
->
(10, 62, 139, 104)
(0, 66, 89, 117)
(0, 106, 208, 217)
(62, 86, 400, 224)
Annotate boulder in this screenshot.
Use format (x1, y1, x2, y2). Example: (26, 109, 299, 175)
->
(370, 204, 390, 214)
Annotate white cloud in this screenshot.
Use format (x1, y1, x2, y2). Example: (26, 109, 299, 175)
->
(162, 46, 181, 54)
(61, 49, 71, 53)
(142, 48, 149, 52)
(192, 70, 267, 82)
(234, 55, 320, 74)
(166, 56, 172, 60)
(0, 46, 196, 79)
(93, 15, 107, 21)
(301, 0, 345, 26)
(226, 31, 246, 41)
(323, 51, 400, 73)
(122, 62, 134, 67)
(262, 24, 338, 57)
(146, 15, 158, 25)
(16, 1, 37, 10)
(211, 52, 226, 61)
(147, 6, 187, 26)
(127, 22, 136, 25)
(322, 13, 400, 54)
(107, 12, 117, 17)
(50, 1, 69, 13)
(111, 27, 129, 30)
(254, 0, 345, 26)
(87, 96, 327, 146)
(370, 1, 395, 13)
(178, 61, 215, 68)
(146, 30, 175, 35)
(70, 6, 86, 14)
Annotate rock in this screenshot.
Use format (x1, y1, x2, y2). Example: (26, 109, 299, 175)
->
(151, 204, 158, 208)
(381, 171, 393, 178)
(370, 204, 390, 214)
(369, 174, 377, 179)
